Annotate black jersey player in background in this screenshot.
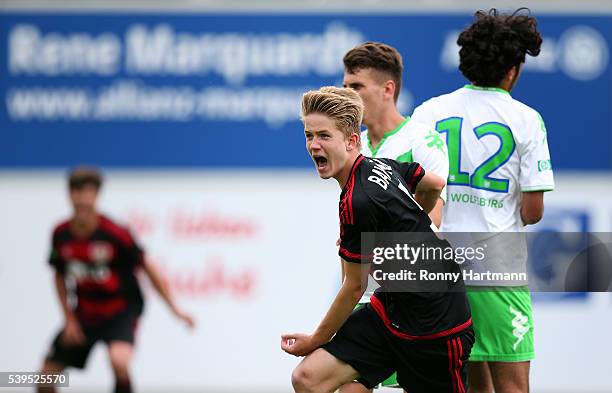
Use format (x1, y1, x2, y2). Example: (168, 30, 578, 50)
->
(281, 87, 473, 393)
(38, 167, 195, 393)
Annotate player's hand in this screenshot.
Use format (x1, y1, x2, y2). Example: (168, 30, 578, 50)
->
(174, 308, 196, 329)
(280, 333, 321, 357)
(62, 315, 86, 346)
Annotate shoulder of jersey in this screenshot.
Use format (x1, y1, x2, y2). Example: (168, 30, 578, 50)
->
(52, 219, 72, 236)
(405, 117, 437, 138)
(508, 97, 541, 122)
(418, 87, 464, 107)
(98, 215, 137, 247)
(357, 157, 398, 200)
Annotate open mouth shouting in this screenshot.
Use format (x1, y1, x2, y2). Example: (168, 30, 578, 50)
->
(313, 154, 328, 172)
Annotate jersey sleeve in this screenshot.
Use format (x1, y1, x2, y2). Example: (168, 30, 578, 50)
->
(518, 112, 555, 192)
(383, 159, 426, 194)
(114, 227, 146, 269)
(410, 129, 449, 202)
(339, 198, 379, 264)
(48, 231, 67, 274)
(410, 101, 437, 128)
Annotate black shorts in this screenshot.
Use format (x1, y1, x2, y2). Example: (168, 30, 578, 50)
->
(321, 304, 474, 393)
(46, 306, 142, 369)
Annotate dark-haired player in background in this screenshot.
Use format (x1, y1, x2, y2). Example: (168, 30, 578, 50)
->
(411, 9, 554, 393)
(38, 167, 195, 393)
(281, 87, 473, 393)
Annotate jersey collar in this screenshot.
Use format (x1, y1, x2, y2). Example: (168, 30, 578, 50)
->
(463, 84, 511, 96)
(342, 154, 365, 194)
(367, 116, 410, 157)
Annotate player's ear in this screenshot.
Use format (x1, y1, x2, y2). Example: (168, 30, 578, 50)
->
(346, 132, 360, 151)
(506, 66, 517, 81)
(384, 80, 396, 101)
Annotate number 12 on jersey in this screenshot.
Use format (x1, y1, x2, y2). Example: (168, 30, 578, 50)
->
(436, 117, 516, 193)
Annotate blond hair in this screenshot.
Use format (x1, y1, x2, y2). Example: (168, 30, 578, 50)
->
(301, 86, 364, 140)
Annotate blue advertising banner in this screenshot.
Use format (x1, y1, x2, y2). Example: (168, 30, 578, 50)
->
(1, 12, 610, 168)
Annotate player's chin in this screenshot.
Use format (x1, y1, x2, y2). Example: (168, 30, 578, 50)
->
(315, 167, 333, 179)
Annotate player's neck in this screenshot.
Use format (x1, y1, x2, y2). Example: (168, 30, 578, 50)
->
(335, 153, 361, 189)
(365, 109, 405, 150)
(71, 212, 99, 237)
(496, 65, 520, 92)
(496, 81, 512, 92)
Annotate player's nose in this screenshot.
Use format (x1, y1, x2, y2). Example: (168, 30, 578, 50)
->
(309, 136, 322, 150)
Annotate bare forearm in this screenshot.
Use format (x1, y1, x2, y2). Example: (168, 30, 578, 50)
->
(414, 172, 444, 213)
(415, 190, 441, 213)
(312, 277, 364, 344)
(54, 272, 73, 320)
(428, 198, 444, 228)
(521, 192, 544, 225)
(145, 264, 177, 311)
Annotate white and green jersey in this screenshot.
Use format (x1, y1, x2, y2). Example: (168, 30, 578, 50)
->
(360, 116, 449, 201)
(411, 85, 555, 285)
(412, 85, 554, 233)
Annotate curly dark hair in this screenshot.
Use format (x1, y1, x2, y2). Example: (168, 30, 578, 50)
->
(458, 8, 542, 87)
(343, 42, 403, 102)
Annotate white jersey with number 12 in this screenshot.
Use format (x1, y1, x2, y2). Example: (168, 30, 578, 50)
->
(411, 85, 555, 233)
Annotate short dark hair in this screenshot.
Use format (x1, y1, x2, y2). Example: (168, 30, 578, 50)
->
(68, 166, 103, 190)
(458, 8, 542, 87)
(343, 42, 403, 102)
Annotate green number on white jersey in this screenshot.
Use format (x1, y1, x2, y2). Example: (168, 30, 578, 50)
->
(436, 118, 515, 193)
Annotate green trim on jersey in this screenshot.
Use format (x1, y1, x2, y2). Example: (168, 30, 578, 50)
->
(521, 185, 555, 192)
(396, 149, 413, 163)
(367, 117, 410, 157)
(536, 112, 548, 143)
(464, 84, 511, 95)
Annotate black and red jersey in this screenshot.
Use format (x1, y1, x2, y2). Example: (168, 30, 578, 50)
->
(49, 215, 144, 326)
(338, 155, 472, 339)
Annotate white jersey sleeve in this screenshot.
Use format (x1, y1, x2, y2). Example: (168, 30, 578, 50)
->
(410, 126, 450, 202)
(411, 103, 449, 202)
(518, 111, 555, 192)
(411, 100, 436, 126)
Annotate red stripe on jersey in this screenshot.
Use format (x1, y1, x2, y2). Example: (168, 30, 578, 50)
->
(447, 339, 457, 393)
(77, 297, 127, 322)
(341, 178, 354, 224)
(342, 155, 365, 225)
(410, 164, 423, 191)
(60, 241, 90, 261)
(99, 215, 135, 248)
(339, 247, 363, 261)
(347, 181, 355, 224)
(453, 338, 462, 393)
(457, 338, 466, 393)
(370, 295, 472, 340)
(60, 240, 117, 262)
(53, 220, 71, 236)
(75, 270, 121, 293)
